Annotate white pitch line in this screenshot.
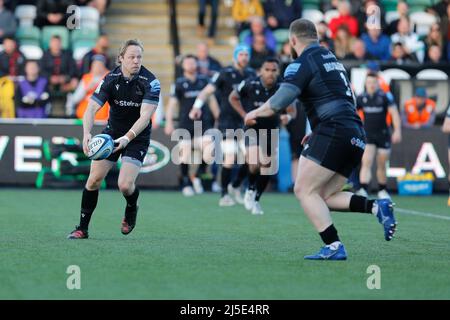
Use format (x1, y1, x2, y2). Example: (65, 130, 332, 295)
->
(396, 208, 450, 221)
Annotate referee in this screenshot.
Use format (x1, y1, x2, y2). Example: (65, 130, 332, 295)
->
(68, 39, 160, 239)
(245, 19, 397, 260)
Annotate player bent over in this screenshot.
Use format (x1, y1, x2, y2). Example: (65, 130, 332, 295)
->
(245, 19, 397, 260)
(165, 54, 219, 196)
(229, 58, 296, 214)
(68, 39, 160, 239)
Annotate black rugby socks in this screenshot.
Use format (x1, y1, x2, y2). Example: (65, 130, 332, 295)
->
(255, 174, 270, 201)
(221, 167, 232, 196)
(349, 195, 375, 214)
(319, 224, 340, 245)
(232, 164, 248, 188)
(79, 188, 99, 230)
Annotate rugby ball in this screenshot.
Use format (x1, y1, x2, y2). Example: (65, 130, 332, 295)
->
(87, 134, 114, 160)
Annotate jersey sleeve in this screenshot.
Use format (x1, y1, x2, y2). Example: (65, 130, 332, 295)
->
(90, 74, 110, 106)
(210, 70, 225, 90)
(282, 61, 312, 95)
(236, 79, 250, 98)
(143, 78, 161, 105)
(356, 96, 363, 110)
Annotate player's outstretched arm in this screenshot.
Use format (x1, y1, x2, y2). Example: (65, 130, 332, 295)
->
(164, 97, 178, 136)
(442, 115, 450, 133)
(228, 89, 247, 119)
(113, 102, 157, 153)
(82, 99, 103, 156)
(190, 83, 216, 120)
(207, 94, 220, 121)
(388, 105, 402, 144)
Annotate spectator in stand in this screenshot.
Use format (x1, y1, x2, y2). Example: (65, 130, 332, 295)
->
(437, 3, 450, 61)
(425, 44, 445, 65)
(333, 24, 355, 60)
(345, 39, 374, 61)
(319, 0, 339, 12)
(197, 0, 219, 45)
(15, 60, 50, 118)
(40, 35, 78, 92)
(231, 0, 264, 36)
(386, 1, 409, 36)
(249, 33, 275, 70)
(0, 37, 25, 79)
(427, 0, 449, 20)
(316, 20, 334, 50)
(262, 0, 302, 30)
(243, 16, 277, 52)
(361, 25, 391, 61)
(328, 0, 359, 39)
(402, 88, 436, 129)
(79, 34, 114, 76)
(390, 42, 417, 65)
(424, 23, 444, 62)
(196, 41, 222, 78)
(391, 16, 425, 63)
(71, 54, 109, 120)
(4, 0, 36, 11)
(277, 40, 291, 74)
(40, 35, 78, 116)
(35, 0, 74, 28)
(0, 0, 17, 43)
(355, 0, 386, 37)
(75, 0, 111, 16)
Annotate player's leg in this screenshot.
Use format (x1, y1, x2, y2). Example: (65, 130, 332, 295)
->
(117, 158, 141, 235)
(179, 139, 195, 196)
(294, 156, 348, 260)
(358, 144, 376, 197)
(376, 148, 391, 199)
(243, 145, 259, 211)
(68, 159, 115, 239)
(219, 138, 237, 206)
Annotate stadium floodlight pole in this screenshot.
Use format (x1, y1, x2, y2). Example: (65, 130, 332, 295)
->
(168, 0, 180, 64)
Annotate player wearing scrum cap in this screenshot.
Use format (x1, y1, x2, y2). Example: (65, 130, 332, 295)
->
(190, 45, 256, 207)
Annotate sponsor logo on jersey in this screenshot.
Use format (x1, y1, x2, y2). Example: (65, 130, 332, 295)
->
(351, 137, 366, 150)
(323, 62, 346, 72)
(114, 99, 141, 107)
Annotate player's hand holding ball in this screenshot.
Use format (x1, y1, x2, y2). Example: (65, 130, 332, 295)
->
(113, 136, 130, 153)
(244, 111, 257, 126)
(189, 108, 202, 120)
(86, 134, 114, 160)
(83, 133, 92, 156)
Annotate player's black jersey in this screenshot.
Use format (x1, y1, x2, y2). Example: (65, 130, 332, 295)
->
(171, 74, 213, 133)
(211, 65, 256, 129)
(356, 90, 391, 133)
(282, 43, 361, 129)
(237, 76, 280, 129)
(91, 65, 160, 142)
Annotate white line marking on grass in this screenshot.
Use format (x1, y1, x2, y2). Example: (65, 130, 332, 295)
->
(396, 208, 450, 221)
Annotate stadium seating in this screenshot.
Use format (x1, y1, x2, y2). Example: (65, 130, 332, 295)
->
(381, 68, 411, 84)
(385, 11, 400, 24)
(79, 6, 100, 30)
(324, 9, 339, 24)
(14, 5, 37, 27)
(302, 9, 324, 24)
(41, 26, 70, 50)
(20, 44, 43, 60)
(15, 26, 41, 47)
(408, 0, 434, 13)
(410, 12, 437, 37)
(302, 0, 320, 10)
(416, 69, 449, 80)
(381, 0, 398, 12)
(71, 28, 99, 60)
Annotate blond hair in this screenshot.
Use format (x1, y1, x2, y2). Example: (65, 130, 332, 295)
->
(117, 39, 144, 64)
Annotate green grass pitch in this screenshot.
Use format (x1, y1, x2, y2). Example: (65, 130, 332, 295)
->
(1, 189, 449, 299)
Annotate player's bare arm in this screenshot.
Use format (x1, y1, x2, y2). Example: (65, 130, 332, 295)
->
(388, 105, 402, 144)
(228, 89, 247, 119)
(280, 103, 297, 125)
(189, 83, 216, 120)
(82, 99, 103, 156)
(207, 93, 220, 121)
(113, 102, 157, 153)
(245, 83, 299, 126)
(164, 97, 179, 136)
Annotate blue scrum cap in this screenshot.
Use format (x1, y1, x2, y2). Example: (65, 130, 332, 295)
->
(233, 44, 251, 61)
